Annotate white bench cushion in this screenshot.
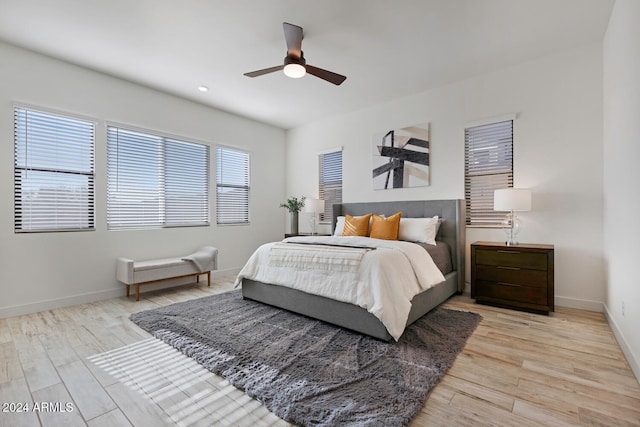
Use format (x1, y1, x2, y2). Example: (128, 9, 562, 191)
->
(116, 248, 217, 301)
(134, 257, 187, 271)
(117, 247, 217, 285)
(116, 256, 207, 285)
(133, 259, 200, 284)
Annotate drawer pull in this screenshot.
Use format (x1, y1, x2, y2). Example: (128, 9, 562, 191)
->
(497, 266, 521, 271)
(497, 250, 521, 254)
(498, 282, 521, 287)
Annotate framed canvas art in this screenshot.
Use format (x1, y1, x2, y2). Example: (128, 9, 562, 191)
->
(372, 123, 430, 189)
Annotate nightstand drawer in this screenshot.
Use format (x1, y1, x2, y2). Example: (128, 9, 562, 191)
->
(474, 281, 548, 305)
(475, 249, 547, 270)
(475, 265, 547, 288)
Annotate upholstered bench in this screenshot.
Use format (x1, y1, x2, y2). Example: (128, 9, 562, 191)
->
(116, 247, 218, 301)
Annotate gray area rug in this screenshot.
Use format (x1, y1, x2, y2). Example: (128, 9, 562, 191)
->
(130, 290, 481, 426)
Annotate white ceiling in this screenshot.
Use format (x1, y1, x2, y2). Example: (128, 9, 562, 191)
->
(0, 0, 614, 129)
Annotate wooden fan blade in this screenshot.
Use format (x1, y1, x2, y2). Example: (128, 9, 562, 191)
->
(305, 65, 347, 85)
(244, 65, 284, 78)
(283, 22, 303, 59)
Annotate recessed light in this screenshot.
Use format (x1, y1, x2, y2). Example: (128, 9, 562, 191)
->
(198, 85, 209, 92)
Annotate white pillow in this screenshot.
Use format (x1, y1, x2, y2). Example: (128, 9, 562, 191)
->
(398, 216, 440, 245)
(333, 216, 346, 236)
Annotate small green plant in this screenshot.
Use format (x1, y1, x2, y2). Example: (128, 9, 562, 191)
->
(280, 196, 306, 213)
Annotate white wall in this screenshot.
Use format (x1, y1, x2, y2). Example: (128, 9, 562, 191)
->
(286, 43, 605, 311)
(0, 42, 286, 317)
(603, 0, 640, 379)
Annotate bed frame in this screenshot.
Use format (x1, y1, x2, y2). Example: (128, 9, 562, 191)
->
(241, 199, 465, 341)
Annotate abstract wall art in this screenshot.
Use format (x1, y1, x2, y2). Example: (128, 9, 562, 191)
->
(372, 123, 430, 189)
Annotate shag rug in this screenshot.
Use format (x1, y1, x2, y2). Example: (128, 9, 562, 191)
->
(130, 290, 481, 427)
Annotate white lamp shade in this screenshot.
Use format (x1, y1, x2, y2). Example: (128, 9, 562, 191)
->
(304, 198, 325, 213)
(494, 188, 531, 211)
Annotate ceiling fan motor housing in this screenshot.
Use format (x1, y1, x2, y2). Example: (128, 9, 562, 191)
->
(285, 52, 306, 67)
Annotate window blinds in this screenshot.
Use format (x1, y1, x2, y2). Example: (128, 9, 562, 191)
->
(318, 150, 343, 223)
(216, 146, 250, 225)
(464, 120, 513, 226)
(107, 126, 209, 230)
(14, 107, 95, 232)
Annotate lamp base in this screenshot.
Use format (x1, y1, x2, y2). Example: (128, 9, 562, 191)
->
(502, 211, 521, 247)
(309, 215, 318, 235)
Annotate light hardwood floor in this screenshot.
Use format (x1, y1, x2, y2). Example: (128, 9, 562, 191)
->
(1, 277, 639, 426)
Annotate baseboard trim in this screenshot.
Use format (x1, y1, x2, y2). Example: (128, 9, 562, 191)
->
(0, 267, 241, 320)
(554, 296, 604, 312)
(0, 288, 124, 320)
(604, 304, 640, 383)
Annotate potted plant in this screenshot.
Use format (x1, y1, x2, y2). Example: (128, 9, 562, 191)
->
(280, 196, 305, 235)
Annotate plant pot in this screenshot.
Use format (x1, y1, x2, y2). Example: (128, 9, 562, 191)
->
(290, 212, 299, 235)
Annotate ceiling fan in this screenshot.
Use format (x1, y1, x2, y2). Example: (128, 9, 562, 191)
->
(244, 22, 347, 86)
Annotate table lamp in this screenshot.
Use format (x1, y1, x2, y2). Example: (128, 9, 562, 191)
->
(304, 198, 325, 235)
(494, 188, 531, 246)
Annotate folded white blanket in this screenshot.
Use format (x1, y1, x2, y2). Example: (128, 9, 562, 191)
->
(269, 242, 373, 273)
(182, 246, 218, 272)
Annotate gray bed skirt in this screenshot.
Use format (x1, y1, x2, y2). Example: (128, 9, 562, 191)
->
(241, 271, 458, 341)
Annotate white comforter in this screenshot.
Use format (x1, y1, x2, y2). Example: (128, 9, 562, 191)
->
(234, 236, 445, 340)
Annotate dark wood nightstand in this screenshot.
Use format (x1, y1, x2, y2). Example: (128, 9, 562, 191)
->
(471, 241, 554, 314)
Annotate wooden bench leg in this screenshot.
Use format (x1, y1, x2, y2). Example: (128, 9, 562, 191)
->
(125, 270, 214, 301)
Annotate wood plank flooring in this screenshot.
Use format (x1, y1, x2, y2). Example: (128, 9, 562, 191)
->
(1, 277, 638, 426)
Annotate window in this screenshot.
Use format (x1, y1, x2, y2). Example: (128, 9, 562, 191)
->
(216, 146, 250, 225)
(14, 107, 95, 232)
(107, 126, 209, 230)
(464, 120, 513, 226)
(318, 149, 343, 223)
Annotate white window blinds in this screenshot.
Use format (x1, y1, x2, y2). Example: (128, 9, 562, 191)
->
(14, 107, 95, 232)
(318, 149, 343, 223)
(216, 146, 250, 225)
(464, 120, 513, 226)
(107, 126, 210, 230)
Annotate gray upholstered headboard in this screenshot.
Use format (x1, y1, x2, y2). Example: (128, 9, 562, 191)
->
(332, 199, 466, 292)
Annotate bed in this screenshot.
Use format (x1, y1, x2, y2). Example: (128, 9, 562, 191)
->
(238, 199, 465, 341)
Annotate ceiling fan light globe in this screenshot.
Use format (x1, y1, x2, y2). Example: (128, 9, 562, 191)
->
(283, 63, 306, 78)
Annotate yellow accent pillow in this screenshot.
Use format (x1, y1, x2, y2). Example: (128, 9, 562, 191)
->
(370, 212, 402, 240)
(342, 214, 372, 236)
